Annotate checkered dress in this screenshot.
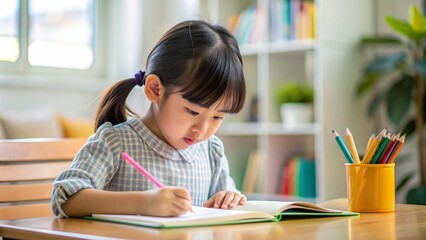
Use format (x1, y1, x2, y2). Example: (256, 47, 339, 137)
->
(51, 118, 237, 217)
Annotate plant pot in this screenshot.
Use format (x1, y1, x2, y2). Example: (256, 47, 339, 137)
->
(280, 103, 313, 125)
(406, 186, 426, 205)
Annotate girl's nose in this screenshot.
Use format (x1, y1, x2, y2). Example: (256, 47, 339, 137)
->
(191, 120, 208, 135)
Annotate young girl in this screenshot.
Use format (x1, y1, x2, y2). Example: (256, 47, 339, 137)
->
(51, 20, 247, 218)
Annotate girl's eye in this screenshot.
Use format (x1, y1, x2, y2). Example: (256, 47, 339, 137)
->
(213, 116, 224, 120)
(186, 108, 199, 116)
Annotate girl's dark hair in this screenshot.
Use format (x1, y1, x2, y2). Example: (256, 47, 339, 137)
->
(95, 20, 246, 130)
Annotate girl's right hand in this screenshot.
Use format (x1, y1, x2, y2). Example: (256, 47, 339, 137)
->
(138, 187, 193, 217)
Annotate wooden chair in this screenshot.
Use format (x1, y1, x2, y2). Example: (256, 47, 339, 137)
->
(0, 138, 86, 220)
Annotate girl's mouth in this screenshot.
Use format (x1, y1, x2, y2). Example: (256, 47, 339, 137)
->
(184, 137, 196, 145)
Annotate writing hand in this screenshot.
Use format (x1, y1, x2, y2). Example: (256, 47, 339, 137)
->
(139, 187, 193, 217)
(203, 191, 247, 209)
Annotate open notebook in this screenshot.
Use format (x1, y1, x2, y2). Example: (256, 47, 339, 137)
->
(86, 200, 358, 228)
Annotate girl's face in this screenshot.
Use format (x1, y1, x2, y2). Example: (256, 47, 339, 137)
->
(146, 92, 227, 149)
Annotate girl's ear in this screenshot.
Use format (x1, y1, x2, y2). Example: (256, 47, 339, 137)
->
(144, 74, 164, 103)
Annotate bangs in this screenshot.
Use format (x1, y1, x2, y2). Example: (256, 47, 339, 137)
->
(177, 47, 246, 114)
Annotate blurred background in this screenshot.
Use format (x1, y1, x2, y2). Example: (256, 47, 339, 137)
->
(0, 0, 424, 204)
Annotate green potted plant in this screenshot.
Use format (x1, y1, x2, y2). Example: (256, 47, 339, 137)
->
(276, 81, 314, 125)
(356, 5, 426, 204)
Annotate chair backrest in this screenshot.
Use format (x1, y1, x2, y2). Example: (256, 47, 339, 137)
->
(0, 138, 86, 220)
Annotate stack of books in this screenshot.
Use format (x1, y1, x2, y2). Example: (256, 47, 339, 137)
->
(228, 0, 316, 45)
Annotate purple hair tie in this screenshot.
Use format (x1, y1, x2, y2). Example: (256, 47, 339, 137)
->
(134, 70, 146, 86)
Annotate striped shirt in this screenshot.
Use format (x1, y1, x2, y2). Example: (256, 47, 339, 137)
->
(51, 118, 237, 217)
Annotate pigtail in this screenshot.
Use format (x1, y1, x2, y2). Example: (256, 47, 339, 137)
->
(94, 79, 137, 130)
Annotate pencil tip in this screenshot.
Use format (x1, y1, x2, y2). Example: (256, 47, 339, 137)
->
(331, 130, 339, 137)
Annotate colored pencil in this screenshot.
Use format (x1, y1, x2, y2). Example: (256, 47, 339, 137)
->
(332, 130, 354, 164)
(363, 129, 386, 164)
(378, 133, 400, 164)
(121, 151, 164, 188)
(370, 133, 391, 164)
(361, 133, 375, 162)
(387, 134, 406, 164)
(121, 151, 194, 212)
(346, 128, 361, 164)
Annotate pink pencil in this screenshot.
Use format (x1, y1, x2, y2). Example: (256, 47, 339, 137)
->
(121, 151, 164, 188)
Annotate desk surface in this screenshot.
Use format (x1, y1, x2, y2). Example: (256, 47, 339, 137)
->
(1, 198, 426, 240)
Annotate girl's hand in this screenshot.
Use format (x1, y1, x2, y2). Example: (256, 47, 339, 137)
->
(202, 191, 247, 209)
(139, 187, 193, 217)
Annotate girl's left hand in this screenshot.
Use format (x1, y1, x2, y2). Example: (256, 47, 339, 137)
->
(203, 191, 247, 209)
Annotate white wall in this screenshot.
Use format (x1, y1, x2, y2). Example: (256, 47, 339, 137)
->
(0, 87, 98, 120)
(0, 75, 103, 119)
(140, 0, 201, 65)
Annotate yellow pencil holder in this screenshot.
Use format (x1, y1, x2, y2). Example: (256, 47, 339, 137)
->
(345, 163, 395, 213)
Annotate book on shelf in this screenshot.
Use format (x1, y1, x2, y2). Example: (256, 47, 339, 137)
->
(241, 150, 261, 193)
(265, 0, 317, 42)
(296, 156, 316, 198)
(280, 157, 295, 195)
(280, 155, 316, 198)
(230, 3, 264, 44)
(86, 200, 358, 229)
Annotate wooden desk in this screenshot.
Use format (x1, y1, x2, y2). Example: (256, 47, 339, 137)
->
(1, 199, 426, 240)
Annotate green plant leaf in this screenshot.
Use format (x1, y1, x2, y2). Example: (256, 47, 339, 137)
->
(301, 87, 314, 102)
(361, 35, 401, 45)
(386, 76, 415, 126)
(401, 119, 416, 138)
(276, 81, 314, 104)
(401, 91, 426, 138)
(357, 73, 380, 96)
(368, 92, 386, 117)
(413, 32, 426, 44)
(408, 5, 426, 33)
(386, 16, 415, 40)
(363, 52, 406, 74)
